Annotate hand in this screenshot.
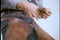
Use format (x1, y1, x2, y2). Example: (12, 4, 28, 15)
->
(16, 1, 51, 20)
(16, 1, 41, 19)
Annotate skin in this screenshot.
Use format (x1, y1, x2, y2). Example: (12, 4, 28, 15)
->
(16, 1, 51, 20)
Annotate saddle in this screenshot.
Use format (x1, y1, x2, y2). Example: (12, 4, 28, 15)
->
(1, 9, 54, 40)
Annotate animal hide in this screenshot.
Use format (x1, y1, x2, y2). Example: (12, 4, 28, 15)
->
(1, 10, 54, 40)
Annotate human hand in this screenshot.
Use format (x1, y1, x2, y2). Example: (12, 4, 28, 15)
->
(23, 2, 42, 19)
(16, 1, 51, 20)
(16, 1, 41, 19)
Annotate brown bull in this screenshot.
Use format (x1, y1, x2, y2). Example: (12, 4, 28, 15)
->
(1, 10, 54, 40)
(7, 19, 55, 40)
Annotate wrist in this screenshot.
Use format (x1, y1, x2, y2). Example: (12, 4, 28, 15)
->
(16, 1, 28, 10)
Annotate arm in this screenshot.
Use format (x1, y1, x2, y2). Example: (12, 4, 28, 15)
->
(1, 0, 41, 19)
(1, 0, 51, 20)
(1, 0, 26, 9)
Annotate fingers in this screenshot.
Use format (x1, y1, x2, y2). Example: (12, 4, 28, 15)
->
(25, 11, 33, 19)
(31, 12, 38, 19)
(24, 10, 38, 20)
(28, 13, 33, 19)
(36, 10, 41, 18)
(32, 9, 42, 19)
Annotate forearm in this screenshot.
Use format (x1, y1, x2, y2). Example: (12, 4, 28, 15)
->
(16, 0, 29, 10)
(1, 0, 27, 9)
(16, 1, 26, 10)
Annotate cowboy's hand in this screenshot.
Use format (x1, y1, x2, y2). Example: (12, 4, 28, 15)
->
(38, 7, 51, 19)
(16, 1, 41, 19)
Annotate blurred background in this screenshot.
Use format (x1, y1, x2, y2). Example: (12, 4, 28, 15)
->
(34, 0, 59, 40)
